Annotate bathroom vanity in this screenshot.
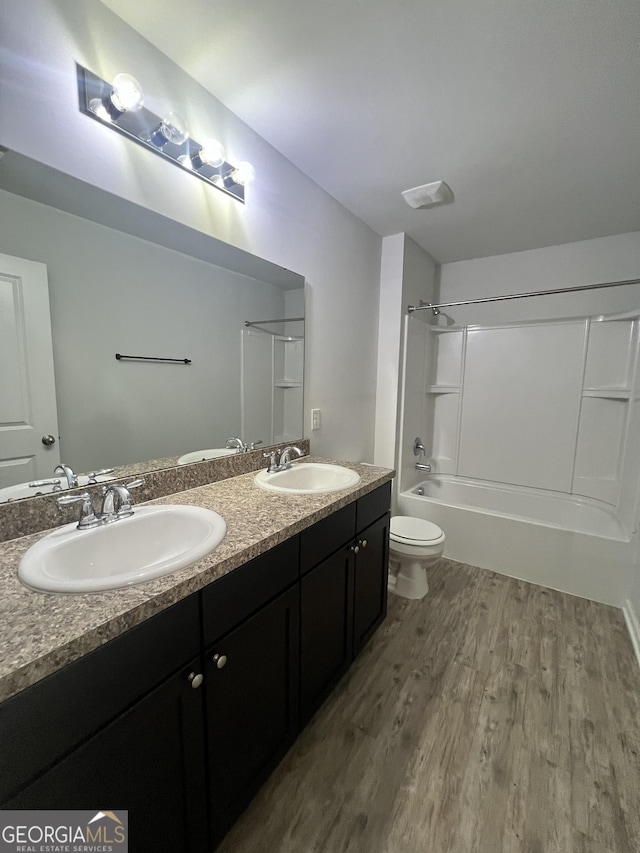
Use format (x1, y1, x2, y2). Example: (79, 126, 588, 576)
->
(0, 464, 392, 851)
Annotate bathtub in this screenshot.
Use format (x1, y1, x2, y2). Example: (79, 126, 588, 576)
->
(397, 475, 633, 606)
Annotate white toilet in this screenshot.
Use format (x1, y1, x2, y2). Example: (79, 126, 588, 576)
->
(388, 516, 446, 600)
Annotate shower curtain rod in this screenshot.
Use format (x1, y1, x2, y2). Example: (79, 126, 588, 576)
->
(407, 278, 640, 315)
(244, 317, 304, 327)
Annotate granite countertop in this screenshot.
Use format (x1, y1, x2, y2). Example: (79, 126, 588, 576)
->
(0, 459, 394, 704)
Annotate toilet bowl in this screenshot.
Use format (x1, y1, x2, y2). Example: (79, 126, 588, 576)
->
(388, 515, 445, 600)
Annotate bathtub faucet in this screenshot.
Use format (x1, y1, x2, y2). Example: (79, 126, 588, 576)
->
(415, 462, 431, 472)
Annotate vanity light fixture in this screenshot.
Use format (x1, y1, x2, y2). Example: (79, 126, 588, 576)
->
(77, 64, 253, 204)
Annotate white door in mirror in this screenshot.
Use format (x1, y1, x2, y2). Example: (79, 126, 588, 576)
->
(0, 253, 60, 482)
(254, 462, 361, 494)
(18, 505, 226, 593)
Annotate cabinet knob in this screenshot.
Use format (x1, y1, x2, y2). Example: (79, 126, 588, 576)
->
(360, 539, 368, 549)
(350, 544, 360, 554)
(188, 672, 203, 689)
(212, 653, 227, 669)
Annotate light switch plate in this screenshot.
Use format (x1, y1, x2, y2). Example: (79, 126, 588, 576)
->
(311, 408, 321, 430)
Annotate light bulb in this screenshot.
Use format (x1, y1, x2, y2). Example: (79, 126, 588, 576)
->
(192, 138, 225, 170)
(88, 98, 112, 122)
(110, 73, 144, 113)
(150, 111, 189, 148)
(230, 161, 255, 186)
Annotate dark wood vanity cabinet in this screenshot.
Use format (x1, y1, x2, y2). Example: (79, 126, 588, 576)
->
(4, 657, 209, 853)
(200, 536, 300, 846)
(352, 512, 390, 657)
(205, 586, 299, 847)
(300, 483, 391, 724)
(0, 595, 208, 853)
(0, 481, 391, 852)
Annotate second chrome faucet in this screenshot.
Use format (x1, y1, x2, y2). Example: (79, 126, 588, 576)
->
(263, 446, 304, 473)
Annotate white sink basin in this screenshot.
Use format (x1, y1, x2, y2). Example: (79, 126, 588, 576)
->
(19, 505, 227, 593)
(254, 462, 361, 495)
(178, 448, 238, 465)
(0, 473, 115, 502)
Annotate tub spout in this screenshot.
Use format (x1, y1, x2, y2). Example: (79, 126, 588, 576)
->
(415, 462, 431, 472)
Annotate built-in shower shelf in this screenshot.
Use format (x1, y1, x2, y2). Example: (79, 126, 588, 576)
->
(274, 380, 303, 388)
(425, 384, 460, 395)
(582, 388, 630, 400)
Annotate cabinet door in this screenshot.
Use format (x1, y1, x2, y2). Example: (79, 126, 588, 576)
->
(206, 585, 299, 845)
(5, 658, 209, 853)
(353, 513, 389, 657)
(300, 545, 353, 725)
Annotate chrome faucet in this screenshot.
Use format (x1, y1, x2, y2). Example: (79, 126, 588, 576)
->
(413, 437, 430, 472)
(101, 479, 145, 522)
(279, 446, 304, 469)
(54, 464, 78, 489)
(56, 478, 145, 529)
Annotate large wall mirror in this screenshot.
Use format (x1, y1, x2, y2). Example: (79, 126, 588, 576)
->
(0, 151, 305, 503)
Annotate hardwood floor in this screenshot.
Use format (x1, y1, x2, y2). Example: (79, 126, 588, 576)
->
(216, 560, 640, 853)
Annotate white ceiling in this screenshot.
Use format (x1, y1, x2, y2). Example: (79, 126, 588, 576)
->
(100, 0, 640, 263)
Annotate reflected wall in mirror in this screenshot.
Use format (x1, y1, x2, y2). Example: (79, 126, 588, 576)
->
(0, 152, 305, 502)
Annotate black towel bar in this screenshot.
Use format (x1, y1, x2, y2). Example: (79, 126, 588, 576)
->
(115, 353, 192, 364)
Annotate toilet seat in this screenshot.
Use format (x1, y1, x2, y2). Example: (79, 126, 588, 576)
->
(390, 516, 445, 546)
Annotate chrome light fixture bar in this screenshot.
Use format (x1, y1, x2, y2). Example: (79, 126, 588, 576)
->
(77, 64, 254, 204)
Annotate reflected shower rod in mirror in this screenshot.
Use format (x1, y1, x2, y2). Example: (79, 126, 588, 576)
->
(77, 65, 255, 203)
(408, 277, 640, 315)
(244, 317, 305, 327)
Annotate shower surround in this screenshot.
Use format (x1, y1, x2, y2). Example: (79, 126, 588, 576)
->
(399, 309, 640, 606)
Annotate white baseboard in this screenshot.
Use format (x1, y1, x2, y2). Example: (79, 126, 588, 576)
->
(623, 599, 640, 669)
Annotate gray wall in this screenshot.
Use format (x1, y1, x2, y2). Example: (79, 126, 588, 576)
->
(0, 189, 287, 471)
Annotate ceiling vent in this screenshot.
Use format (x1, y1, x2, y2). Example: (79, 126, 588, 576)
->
(402, 180, 454, 209)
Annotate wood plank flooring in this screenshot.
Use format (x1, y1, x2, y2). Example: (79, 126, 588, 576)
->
(216, 560, 640, 853)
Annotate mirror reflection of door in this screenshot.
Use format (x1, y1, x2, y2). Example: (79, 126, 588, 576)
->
(0, 253, 60, 487)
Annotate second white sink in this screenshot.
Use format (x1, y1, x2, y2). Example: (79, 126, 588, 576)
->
(254, 462, 361, 495)
(19, 504, 227, 593)
(178, 449, 238, 464)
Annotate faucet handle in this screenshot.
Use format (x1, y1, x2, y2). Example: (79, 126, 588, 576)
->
(126, 478, 145, 490)
(84, 468, 115, 484)
(57, 492, 100, 529)
(100, 478, 145, 496)
(263, 450, 280, 473)
(413, 437, 426, 457)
